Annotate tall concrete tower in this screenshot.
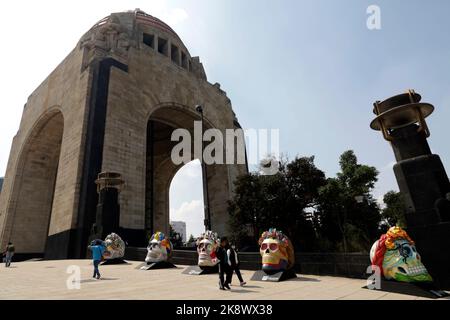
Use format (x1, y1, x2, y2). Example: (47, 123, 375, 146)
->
(0, 9, 247, 259)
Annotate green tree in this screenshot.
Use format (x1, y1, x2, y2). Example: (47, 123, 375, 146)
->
(381, 191, 407, 229)
(316, 150, 380, 252)
(228, 156, 326, 250)
(187, 234, 196, 246)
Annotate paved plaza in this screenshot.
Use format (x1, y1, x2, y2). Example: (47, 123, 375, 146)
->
(0, 260, 447, 300)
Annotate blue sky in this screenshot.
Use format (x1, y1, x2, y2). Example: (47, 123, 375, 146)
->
(1, 0, 450, 238)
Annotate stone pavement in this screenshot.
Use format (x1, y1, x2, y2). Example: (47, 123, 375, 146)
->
(0, 260, 447, 300)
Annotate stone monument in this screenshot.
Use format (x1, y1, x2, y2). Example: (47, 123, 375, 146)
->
(0, 9, 247, 259)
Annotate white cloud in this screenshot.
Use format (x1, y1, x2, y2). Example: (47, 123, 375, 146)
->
(169, 159, 204, 238)
(377, 195, 386, 209)
(170, 200, 205, 239)
(182, 160, 202, 178)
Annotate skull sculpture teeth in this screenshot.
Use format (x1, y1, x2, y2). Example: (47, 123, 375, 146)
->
(370, 226, 433, 283)
(258, 228, 295, 274)
(145, 232, 173, 264)
(196, 231, 219, 268)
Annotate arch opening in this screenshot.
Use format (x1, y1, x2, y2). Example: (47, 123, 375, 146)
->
(8, 111, 64, 254)
(145, 104, 234, 241)
(169, 159, 205, 246)
(145, 105, 209, 240)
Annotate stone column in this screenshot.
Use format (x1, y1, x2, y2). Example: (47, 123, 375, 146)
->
(92, 172, 124, 241)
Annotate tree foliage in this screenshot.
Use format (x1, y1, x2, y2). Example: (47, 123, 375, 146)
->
(380, 191, 407, 230)
(229, 156, 326, 251)
(229, 150, 383, 253)
(315, 151, 380, 252)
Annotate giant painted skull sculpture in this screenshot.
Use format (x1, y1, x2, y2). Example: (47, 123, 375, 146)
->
(259, 228, 295, 274)
(145, 232, 173, 263)
(196, 231, 219, 268)
(103, 233, 126, 260)
(370, 226, 432, 283)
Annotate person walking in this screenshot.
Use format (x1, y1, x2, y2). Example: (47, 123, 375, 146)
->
(4, 242, 15, 267)
(216, 237, 233, 290)
(227, 244, 246, 287)
(88, 240, 105, 280)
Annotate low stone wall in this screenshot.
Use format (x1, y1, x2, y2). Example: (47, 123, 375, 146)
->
(125, 247, 371, 279)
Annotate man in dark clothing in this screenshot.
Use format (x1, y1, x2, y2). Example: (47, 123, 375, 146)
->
(216, 237, 233, 290)
(3, 242, 15, 267)
(227, 244, 246, 287)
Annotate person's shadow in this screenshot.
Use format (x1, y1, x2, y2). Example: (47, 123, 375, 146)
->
(78, 278, 119, 284)
(232, 285, 262, 289)
(228, 288, 258, 294)
(228, 284, 262, 293)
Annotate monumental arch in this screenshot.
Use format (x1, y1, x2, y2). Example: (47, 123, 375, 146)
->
(0, 9, 247, 259)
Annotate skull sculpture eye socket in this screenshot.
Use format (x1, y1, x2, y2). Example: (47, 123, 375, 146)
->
(260, 242, 279, 252)
(398, 243, 412, 258)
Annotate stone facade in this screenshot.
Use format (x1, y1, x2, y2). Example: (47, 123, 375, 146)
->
(0, 9, 247, 259)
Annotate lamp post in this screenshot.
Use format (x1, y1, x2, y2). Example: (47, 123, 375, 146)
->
(196, 105, 212, 231)
(370, 90, 450, 289)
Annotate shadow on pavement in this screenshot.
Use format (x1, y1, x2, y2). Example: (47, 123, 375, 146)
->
(290, 277, 321, 282)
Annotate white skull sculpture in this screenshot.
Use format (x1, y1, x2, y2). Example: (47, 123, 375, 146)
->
(196, 231, 219, 268)
(103, 233, 125, 260)
(145, 232, 172, 264)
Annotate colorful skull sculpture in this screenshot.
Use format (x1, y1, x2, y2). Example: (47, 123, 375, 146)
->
(145, 232, 173, 263)
(259, 228, 295, 274)
(370, 226, 432, 283)
(103, 233, 126, 260)
(196, 231, 219, 268)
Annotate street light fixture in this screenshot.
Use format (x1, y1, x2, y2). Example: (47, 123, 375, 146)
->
(196, 105, 212, 231)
